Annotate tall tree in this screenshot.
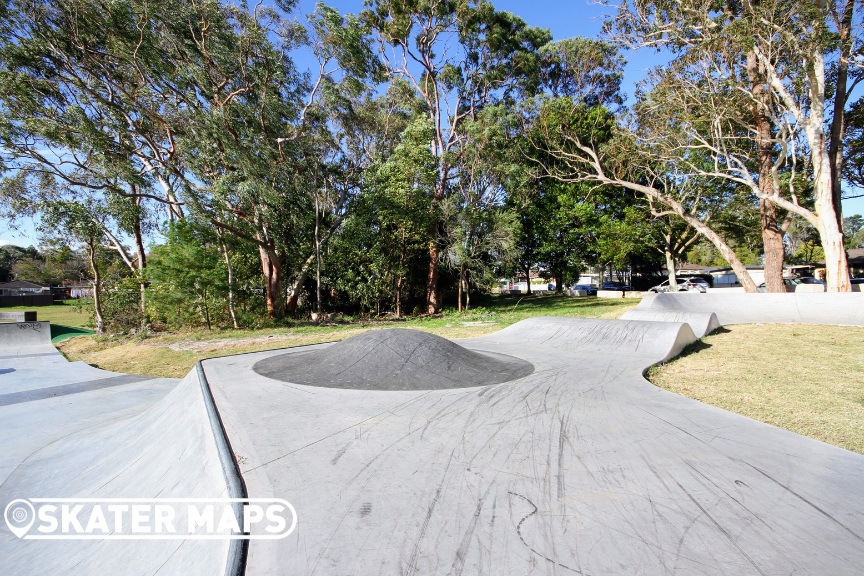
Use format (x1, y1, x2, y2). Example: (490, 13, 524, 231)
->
(608, 0, 862, 291)
(362, 0, 550, 313)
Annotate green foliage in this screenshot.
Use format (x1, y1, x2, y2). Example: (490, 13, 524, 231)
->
(326, 116, 436, 314)
(147, 221, 229, 329)
(845, 215, 864, 249)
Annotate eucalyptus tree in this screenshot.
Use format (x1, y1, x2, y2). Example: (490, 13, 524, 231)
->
(361, 0, 551, 313)
(39, 201, 110, 334)
(0, 0, 192, 220)
(528, 96, 764, 291)
(445, 109, 520, 310)
(328, 115, 436, 316)
(606, 0, 863, 291)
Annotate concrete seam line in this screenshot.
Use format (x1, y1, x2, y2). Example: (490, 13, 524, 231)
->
(196, 360, 249, 576)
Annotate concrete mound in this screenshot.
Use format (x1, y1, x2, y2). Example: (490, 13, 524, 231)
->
(252, 328, 534, 390)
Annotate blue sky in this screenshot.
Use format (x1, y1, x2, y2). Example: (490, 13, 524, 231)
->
(1, 0, 862, 247)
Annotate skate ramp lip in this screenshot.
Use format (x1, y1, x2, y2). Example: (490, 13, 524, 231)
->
(252, 328, 534, 390)
(636, 292, 864, 326)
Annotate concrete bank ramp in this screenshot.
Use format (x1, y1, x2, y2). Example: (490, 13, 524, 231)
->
(201, 316, 864, 576)
(1, 322, 235, 576)
(638, 291, 864, 325)
(478, 315, 699, 362)
(0, 321, 54, 358)
(0, 371, 231, 576)
(619, 309, 721, 337)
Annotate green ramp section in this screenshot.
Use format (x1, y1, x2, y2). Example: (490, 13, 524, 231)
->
(51, 323, 95, 343)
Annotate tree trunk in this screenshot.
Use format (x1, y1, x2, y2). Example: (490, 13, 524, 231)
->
(128, 193, 149, 325)
(464, 269, 470, 311)
(258, 244, 284, 318)
(87, 240, 105, 335)
(315, 199, 322, 318)
(665, 244, 678, 291)
(219, 238, 239, 329)
(748, 49, 786, 293)
(426, 240, 440, 314)
(457, 261, 464, 312)
(828, 0, 855, 234)
(816, 187, 851, 292)
(396, 229, 405, 318)
(761, 200, 786, 292)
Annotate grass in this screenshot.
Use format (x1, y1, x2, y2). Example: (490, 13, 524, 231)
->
(0, 301, 92, 327)
(648, 324, 864, 455)
(56, 294, 638, 378)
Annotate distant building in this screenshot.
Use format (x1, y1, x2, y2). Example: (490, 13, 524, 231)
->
(0, 280, 51, 296)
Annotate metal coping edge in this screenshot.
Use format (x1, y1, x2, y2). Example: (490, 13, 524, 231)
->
(195, 361, 249, 576)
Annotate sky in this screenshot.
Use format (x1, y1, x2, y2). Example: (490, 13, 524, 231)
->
(1, 0, 862, 247)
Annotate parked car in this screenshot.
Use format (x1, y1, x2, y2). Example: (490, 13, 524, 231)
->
(758, 277, 827, 292)
(601, 281, 632, 291)
(757, 278, 798, 292)
(794, 276, 825, 285)
(851, 278, 864, 285)
(649, 277, 708, 293)
(571, 284, 598, 296)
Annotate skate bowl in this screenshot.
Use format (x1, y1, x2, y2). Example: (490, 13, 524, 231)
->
(636, 291, 864, 326)
(200, 316, 864, 576)
(3, 305, 864, 576)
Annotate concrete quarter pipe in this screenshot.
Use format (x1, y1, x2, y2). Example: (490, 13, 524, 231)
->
(1, 294, 864, 575)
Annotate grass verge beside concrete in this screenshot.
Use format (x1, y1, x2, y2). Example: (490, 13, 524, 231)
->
(648, 324, 864, 455)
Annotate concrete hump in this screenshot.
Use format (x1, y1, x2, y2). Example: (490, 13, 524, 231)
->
(0, 371, 230, 576)
(252, 328, 534, 390)
(636, 292, 864, 326)
(479, 316, 698, 363)
(619, 310, 721, 338)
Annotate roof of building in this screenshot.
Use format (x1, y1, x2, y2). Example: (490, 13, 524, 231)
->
(848, 248, 864, 264)
(677, 263, 710, 271)
(0, 280, 50, 289)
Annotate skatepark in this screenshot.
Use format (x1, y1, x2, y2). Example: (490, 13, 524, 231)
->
(2, 294, 864, 575)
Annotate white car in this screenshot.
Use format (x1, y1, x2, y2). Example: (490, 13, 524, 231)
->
(649, 277, 709, 293)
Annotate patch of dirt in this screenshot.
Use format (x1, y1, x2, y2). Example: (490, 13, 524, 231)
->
(157, 329, 366, 353)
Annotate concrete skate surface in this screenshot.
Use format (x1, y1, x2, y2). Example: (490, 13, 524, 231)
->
(202, 315, 864, 575)
(4, 293, 864, 576)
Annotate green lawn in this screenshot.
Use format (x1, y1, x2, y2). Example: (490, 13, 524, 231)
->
(649, 324, 864, 455)
(0, 301, 92, 328)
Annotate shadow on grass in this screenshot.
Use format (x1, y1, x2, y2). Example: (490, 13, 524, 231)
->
(51, 324, 95, 343)
(668, 326, 732, 361)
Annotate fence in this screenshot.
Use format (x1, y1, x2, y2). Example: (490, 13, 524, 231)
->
(0, 294, 55, 307)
